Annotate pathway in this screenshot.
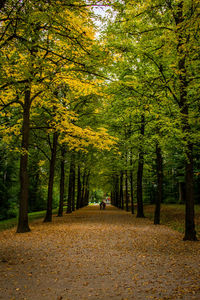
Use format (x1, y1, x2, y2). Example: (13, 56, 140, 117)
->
(0, 205, 200, 299)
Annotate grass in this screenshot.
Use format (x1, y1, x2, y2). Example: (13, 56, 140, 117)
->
(144, 204, 200, 239)
(0, 208, 60, 232)
(1, 204, 200, 239)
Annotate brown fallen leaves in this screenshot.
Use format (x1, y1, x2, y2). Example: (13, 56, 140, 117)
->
(0, 205, 200, 300)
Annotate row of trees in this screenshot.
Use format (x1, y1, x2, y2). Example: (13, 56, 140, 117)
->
(0, 0, 115, 232)
(99, 0, 200, 241)
(0, 0, 199, 241)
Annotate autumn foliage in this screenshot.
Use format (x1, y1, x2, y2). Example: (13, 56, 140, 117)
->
(0, 0, 199, 241)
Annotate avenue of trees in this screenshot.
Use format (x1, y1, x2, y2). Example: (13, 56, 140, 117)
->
(0, 0, 199, 241)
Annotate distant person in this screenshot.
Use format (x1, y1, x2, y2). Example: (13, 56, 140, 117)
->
(100, 201, 106, 210)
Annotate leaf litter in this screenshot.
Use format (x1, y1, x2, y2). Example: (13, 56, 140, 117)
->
(0, 205, 199, 300)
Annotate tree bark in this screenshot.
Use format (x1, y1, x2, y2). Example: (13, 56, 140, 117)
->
(125, 169, 129, 212)
(154, 143, 163, 225)
(130, 149, 134, 214)
(17, 89, 31, 233)
(66, 153, 75, 213)
(119, 171, 124, 209)
(114, 174, 120, 208)
(58, 147, 66, 217)
(183, 143, 196, 240)
(136, 152, 144, 218)
(179, 182, 186, 204)
(174, 2, 197, 240)
(80, 169, 86, 208)
(136, 114, 145, 218)
(76, 165, 81, 209)
(44, 132, 58, 222)
(71, 154, 76, 211)
(111, 191, 114, 205)
(84, 175, 89, 206)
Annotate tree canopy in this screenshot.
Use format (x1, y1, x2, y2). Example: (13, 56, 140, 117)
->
(0, 0, 199, 240)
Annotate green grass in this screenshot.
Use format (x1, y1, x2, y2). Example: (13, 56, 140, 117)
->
(1, 204, 200, 239)
(0, 208, 60, 232)
(144, 204, 200, 238)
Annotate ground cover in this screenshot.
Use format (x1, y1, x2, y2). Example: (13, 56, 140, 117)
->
(144, 204, 200, 239)
(0, 208, 62, 232)
(0, 205, 199, 300)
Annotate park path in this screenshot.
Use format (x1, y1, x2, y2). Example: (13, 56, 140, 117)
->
(0, 205, 200, 300)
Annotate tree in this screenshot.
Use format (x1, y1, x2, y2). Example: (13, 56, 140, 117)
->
(0, 0, 115, 232)
(57, 146, 66, 217)
(44, 131, 58, 222)
(154, 143, 163, 225)
(103, 0, 199, 240)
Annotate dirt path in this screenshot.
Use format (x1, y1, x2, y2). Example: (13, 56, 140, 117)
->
(0, 205, 200, 300)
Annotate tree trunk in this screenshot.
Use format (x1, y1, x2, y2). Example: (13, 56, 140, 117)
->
(154, 143, 163, 225)
(130, 170, 134, 214)
(174, 2, 197, 240)
(80, 170, 86, 208)
(76, 165, 81, 209)
(58, 147, 66, 217)
(111, 191, 114, 205)
(71, 155, 76, 211)
(84, 188, 89, 206)
(179, 182, 186, 204)
(114, 174, 119, 208)
(183, 143, 197, 240)
(84, 172, 90, 206)
(66, 153, 75, 213)
(125, 169, 129, 212)
(17, 89, 31, 233)
(136, 152, 144, 218)
(44, 132, 58, 222)
(130, 149, 134, 214)
(119, 171, 124, 209)
(136, 115, 145, 218)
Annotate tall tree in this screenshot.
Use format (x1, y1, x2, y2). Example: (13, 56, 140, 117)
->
(104, 0, 199, 240)
(58, 146, 66, 217)
(0, 0, 115, 231)
(44, 132, 58, 222)
(154, 143, 163, 225)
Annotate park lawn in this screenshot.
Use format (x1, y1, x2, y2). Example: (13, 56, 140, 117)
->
(144, 204, 200, 239)
(0, 208, 61, 232)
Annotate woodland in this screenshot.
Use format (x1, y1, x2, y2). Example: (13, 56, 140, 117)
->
(0, 0, 200, 242)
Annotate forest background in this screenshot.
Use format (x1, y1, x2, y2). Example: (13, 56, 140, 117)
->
(0, 0, 199, 241)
